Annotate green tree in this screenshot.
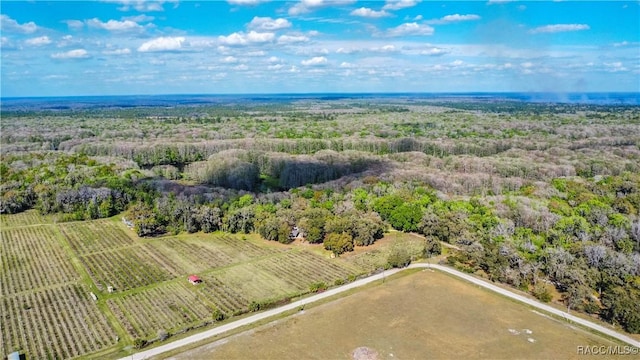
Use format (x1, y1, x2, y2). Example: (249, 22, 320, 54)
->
(127, 203, 164, 237)
(324, 232, 354, 255)
(387, 244, 411, 268)
(372, 194, 403, 221)
(423, 237, 442, 258)
(257, 216, 292, 244)
(389, 202, 423, 232)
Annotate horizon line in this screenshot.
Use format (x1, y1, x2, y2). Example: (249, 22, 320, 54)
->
(2, 91, 639, 100)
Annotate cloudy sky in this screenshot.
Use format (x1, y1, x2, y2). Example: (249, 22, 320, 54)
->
(1, 0, 639, 97)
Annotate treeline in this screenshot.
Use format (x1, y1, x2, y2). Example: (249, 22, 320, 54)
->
(68, 137, 517, 168)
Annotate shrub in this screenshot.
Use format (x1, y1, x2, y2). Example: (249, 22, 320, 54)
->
(532, 283, 553, 303)
(249, 301, 261, 312)
(309, 281, 327, 292)
(133, 338, 147, 349)
(387, 246, 411, 268)
(157, 329, 169, 341)
(212, 309, 227, 322)
(423, 237, 442, 258)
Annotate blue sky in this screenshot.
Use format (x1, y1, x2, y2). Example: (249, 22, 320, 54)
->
(1, 0, 639, 96)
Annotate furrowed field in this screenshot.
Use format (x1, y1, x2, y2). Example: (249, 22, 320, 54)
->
(0, 211, 391, 359)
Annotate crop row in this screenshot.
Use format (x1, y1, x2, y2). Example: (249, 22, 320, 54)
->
(1, 226, 79, 296)
(215, 234, 279, 260)
(0, 210, 51, 228)
(254, 251, 358, 291)
(106, 283, 214, 338)
(58, 220, 134, 255)
(80, 246, 178, 291)
(0, 284, 117, 359)
(149, 238, 234, 273)
(196, 275, 249, 315)
(213, 262, 300, 302)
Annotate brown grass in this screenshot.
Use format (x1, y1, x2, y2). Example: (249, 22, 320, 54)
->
(169, 270, 618, 360)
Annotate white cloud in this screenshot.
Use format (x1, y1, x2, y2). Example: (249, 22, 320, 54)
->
(350, 7, 391, 18)
(278, 34, 310, 44)
(51, 49, 90, 59)
(529, 24, 590, 34)
(137, 36, 185, 52)
(1, 36, 16, 50)
(219, 33, 247, 46)
(386, 22, 434, 37)
(487, 0, 514, 4)
(289, 0, 356, 16)
(87, 18, 143, 31)
(64, 20, 85, 30)
(218, 31, 274, 46)
(301, 56, 328, 66)
(429, 14, 481, 24)
(227, 0, 268, 5)
(383, 0, 419, 11)
(26, 36, 52, 46)
(233, 64, 249, 71)
(420, 47, 448, 56)
(103, 48, 131, 55)
(246, 50, 266, 56)
(268, 64, 285, 70)
(123, 14, 155, 23)
(106, 0, 170, 12)
(222, 56, 238, 63)
(44, 74, 69, 80)
(248, 17, 291, 31)
(0, 15, 38, 34)
(340, 62, 355, 68)
(604, 62, 628, 72)
(371, 44, 397, 52)
(247, 31, 275, 43)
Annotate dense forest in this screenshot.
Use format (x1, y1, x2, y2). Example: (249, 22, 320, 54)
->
(1, 98, 639, 333)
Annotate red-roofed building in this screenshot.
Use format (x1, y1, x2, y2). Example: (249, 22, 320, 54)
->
(188, 275, 202, 285)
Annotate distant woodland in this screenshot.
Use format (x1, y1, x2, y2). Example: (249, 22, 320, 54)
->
(2, 99, 639, 333)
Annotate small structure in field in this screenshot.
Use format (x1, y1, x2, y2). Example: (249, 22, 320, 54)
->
(122, 217, 134, 229)
(90, 292, 98, 301)
(188, 275, 202, 285)
(8, 351, 24, 360)
(289, 226, 304, 241)
(107, 286, 114, 293)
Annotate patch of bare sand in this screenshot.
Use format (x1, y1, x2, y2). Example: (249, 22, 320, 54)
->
(352, 346, 379, 360)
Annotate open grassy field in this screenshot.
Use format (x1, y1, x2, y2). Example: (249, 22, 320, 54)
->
(0, 212, 371, 359)
(171, 269, 620, 360)
(0, 210, 56, 229)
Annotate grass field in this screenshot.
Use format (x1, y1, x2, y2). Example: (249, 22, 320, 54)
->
(171, 270, 619, 360)
(0, 210, 55, 228)
(0, 212, 372, 359)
